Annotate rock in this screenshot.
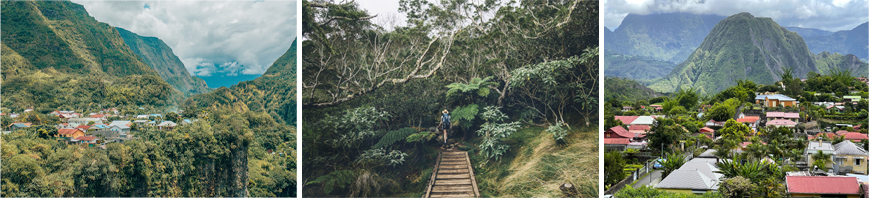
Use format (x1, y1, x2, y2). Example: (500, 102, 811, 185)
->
(559, 183, 578, 197)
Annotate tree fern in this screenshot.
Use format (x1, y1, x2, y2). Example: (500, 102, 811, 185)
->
(445, 76, 497, 98)
(451, 104, 479, 129)
(305, 170, 357, 195)
(372, 127, 417, 148)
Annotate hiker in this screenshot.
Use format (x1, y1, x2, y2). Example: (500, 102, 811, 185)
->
(438, 109, 451, 144)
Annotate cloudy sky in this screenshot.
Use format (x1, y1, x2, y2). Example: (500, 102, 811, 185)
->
(72, 0, 297, 77)
(605, 0, 868, 32)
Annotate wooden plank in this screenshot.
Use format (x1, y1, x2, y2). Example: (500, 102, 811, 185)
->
(440, 158, 465, 162)
(439, 165, 468, 170)
(436, 173, 470, 179)
(423, 153, 442, 198)
(438, 168, 470, 174)
(465, 152, 480, 198)
(430, 193, 475, 198)
(440, 161, 467, 165)
(442, 152, 465, 156)
(434, 179, 472, 185)
(431, 185, 474, 192)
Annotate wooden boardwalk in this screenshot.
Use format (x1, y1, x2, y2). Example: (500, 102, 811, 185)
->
(423, 151, 480, 198)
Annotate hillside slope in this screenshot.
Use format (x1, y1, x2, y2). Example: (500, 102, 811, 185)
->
(649, 13, 819, 94)
(802, 22, 868, 60)
(184, 39, 297, 125)
(605, 13, 725, 63)
(814, 51, 869, 77)
(117, 27, 212, 95)
(1, 1, 181, 111)
(1, 1, 158, 77)
(603, 50, 676, 80)
(604, 77, 662, 101)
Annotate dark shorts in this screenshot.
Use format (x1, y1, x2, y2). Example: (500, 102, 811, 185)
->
(442, 124, 450, 130)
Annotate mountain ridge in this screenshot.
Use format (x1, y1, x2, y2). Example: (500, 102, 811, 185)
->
(116, 27, 212, 96)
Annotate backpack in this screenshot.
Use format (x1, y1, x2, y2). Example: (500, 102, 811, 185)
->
(442, 113, 451, 125)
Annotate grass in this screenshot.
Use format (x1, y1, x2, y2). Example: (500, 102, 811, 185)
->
(471, 125, 599, 197)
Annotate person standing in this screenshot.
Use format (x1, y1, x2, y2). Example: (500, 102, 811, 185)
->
(439, 109, 451, 145)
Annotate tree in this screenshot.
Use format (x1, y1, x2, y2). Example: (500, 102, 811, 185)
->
(718, 119, 750, 143)
(648, 118, 687, 152)
(604, 151, 626, 187)
(674, 87, 700, 110)
(661, 152, 687, 178)
(476, 106, 520, 161)
(604, 114, 623, 130)
(718, 176, 757, 197)
(811, 151, 832, 171)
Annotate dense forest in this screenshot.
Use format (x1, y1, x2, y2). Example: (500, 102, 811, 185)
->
(302, 0, 599, 197)
(1, 1, 297, 196)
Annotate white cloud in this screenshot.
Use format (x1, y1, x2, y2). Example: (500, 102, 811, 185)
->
(72, 0, 297, 76)
(605, 0, 868, 31)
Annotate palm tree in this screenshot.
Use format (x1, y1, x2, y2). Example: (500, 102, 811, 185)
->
(811, 151, 833, 171)
(661, 152, 687, 178)
(717, 160, 768, 182)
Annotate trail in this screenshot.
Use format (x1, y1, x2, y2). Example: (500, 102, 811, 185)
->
(423, 151, 480, 198)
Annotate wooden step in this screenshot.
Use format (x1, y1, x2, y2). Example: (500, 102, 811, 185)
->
(436, 173, 470, 179)
(438, 168, 470, 174)
(442, 152, 466, 156)
(432, 185, 474, 192)
(430, 193, 475, 198)
(440, 161, 467, 165)
(435, 179, 472, 185)
(439, 165, 469, 170)
(440, 158, 465, 162)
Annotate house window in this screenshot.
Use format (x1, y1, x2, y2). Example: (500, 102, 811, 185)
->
(857, 158, 863, 166)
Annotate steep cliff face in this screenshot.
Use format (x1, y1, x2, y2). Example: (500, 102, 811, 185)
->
(649, 13, 819, 94)
(117, 27, 212, 96)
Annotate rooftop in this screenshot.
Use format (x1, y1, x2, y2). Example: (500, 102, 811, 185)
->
(755, 94, 796, 101)
(786, 176, 860, 195)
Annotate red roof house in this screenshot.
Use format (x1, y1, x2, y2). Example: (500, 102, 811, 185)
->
(786, 176, 860, 196)
(603, 138, 631, 145)
(604, 126, 645, 139)
(614, 116, 639, 125)
(628, 125, 651, 133)
(736, 116, 760, 123)
(699, 127, 715, 134)
(843, 133, 869, 141)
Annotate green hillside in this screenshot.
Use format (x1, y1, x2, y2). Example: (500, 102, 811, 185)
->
(603, 50, 676, 80)
(803, 22, 868, 60)
(117, 27, 212, 95)
(1, 1, 181, 111)
(605, 13, 724, 63)
(604, 77, 662, 102)
(814, 51, 869, 77)
(649, 12, 819, 94)
(185, 39, 297, 125)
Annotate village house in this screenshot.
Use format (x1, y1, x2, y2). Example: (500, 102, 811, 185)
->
(806, 141, 836, 170)
(833, 141, 869, 174)
(736, 116, 761, 131)
(68, 118, 103, 125)
(785, 176, 861, 198)
(767, 119, 797, 128)
(72, 136, 99, 147)
(108, 121, 132, 133)
(622, 106, 633, 112)
(157, 121, 177, 131)
(9, 123, 32, 131)
(656, 158, 722, 194)
(56, 128, 85, 139)
(843, 96, 862, 102)
(766, 112, 800, 123)
(755, 94, 797, 107)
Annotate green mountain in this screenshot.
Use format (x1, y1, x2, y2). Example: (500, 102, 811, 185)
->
(185, 39, 297, 125)
(603, 50, 676, 80)
(649, 13, 819, 94)
(802, 22, 868, 60)
(648, 13, 869, 95)
(814, 51, 869, 77)
(1, 1, 181, 111)
(116, 27, 212, 95)
(1, 1, 158, 77)
(605, 13, 725, 63)
(604, 76, 662, 102)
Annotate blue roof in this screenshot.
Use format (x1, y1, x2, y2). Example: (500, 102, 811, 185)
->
(183, 119, 192, 123)
(92, 124, 109, 129)
(11, 123, 29, 128)
(755, 94, 796, 101)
